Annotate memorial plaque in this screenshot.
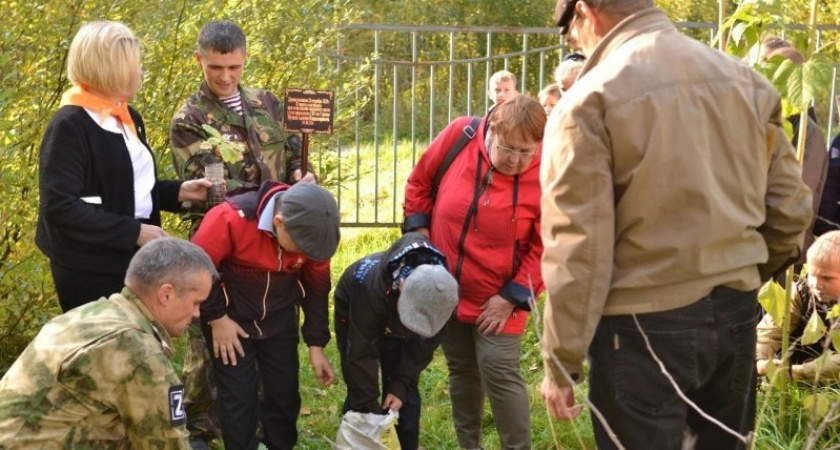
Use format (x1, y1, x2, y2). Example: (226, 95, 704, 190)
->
(284, 88, 334, 135)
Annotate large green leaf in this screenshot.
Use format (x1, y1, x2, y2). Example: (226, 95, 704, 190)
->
(759, 280, 787, 326)
(803, 393, 830, 419)
(802, 310, 827, 346)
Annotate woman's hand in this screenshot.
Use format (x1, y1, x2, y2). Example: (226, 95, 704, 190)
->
(209, 315, 249, 366)
(476, 294, 515, 335)
(137, 224, 169, 246)
(178, 178, 214, 202)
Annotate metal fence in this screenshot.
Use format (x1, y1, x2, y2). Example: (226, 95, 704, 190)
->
(324, 22, 840, 227)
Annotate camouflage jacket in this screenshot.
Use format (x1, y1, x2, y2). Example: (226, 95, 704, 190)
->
(0, 289, 188, 449)
(170, 82, 302, 221)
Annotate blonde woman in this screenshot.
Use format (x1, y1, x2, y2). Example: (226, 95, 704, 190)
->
(36, 21, 210, 312)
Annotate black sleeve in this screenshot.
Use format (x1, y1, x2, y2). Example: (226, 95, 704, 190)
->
(334, 267, 387, 413)
(383, 331, 443, 404)
(38, 113, 140, 253)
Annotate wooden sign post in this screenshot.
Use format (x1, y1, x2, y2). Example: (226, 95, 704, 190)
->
(283, 88, 335, 176)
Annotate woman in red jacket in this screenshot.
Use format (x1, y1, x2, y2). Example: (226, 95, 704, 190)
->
(404, 95, 546, 450)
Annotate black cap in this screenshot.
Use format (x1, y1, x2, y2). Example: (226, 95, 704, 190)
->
(555, 0, 581, 35)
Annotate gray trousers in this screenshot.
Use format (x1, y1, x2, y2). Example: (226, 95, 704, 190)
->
(442, 319, 531, 450)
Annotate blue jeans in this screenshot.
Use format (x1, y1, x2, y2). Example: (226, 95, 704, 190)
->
(203, 324, 301, 450)
(588, 286, 761, 450)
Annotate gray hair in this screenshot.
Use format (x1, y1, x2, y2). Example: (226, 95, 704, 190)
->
(125, 237, 218, 296)
(554, 59, 585, 91)
(198, 20, 246, 55)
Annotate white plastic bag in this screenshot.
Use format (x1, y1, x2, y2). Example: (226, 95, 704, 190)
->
(333, 409, 401, 450)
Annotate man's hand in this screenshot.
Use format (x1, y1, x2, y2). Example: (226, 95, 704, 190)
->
(382, 393, 403, 412)
(308, 346, 335, 386)
(291, 169, 317, 184)
(137, 224, 169, 246)
(476, 295, 515, 335)
(209, 315, 249, 366)
(178, 178, 214, 202)
(541, 376, 583, 420)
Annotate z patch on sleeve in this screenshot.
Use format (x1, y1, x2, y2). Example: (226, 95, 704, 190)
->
(168, 384, 186, 427)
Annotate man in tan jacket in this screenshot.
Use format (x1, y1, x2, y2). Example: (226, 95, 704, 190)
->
(540, 1, 813, 448)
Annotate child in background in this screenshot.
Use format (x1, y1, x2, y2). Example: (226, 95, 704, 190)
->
(539, 83, 561, 116)
(757, 230, 840, 382)
(487, 70, 519, 106)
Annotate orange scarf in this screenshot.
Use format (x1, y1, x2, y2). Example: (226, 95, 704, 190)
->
(60, 85, 137, 136)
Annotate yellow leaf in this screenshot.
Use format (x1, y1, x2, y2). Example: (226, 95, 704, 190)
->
(831, 328, 840, 352)
(759, 280, 787, 326)
(803, 393, 830, 419)
(802, 312, 826, 346)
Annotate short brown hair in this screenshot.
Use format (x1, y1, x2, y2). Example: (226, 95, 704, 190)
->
(489, 95, 547, 143)
(66, 21, 142, 98)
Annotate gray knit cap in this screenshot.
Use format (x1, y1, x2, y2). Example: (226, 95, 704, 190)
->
(398, 264, 459, 338)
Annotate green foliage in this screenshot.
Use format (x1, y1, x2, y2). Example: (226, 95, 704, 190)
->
(0, 0, 365, 373)
(198, 124, 246, 162)
(759, 280, 787, 325)
(802, 309, 827, 346)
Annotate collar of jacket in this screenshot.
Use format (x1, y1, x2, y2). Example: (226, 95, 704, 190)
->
(121, 287, 176, 359)
(579, 8, 672, 79)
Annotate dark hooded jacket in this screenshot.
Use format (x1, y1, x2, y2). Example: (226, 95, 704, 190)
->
(334, 232, 448, 412)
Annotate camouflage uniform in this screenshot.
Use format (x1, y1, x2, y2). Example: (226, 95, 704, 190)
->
(170, 81, 302, 203)
(170, 81, 301, 443)
(0, 288, 188, 449)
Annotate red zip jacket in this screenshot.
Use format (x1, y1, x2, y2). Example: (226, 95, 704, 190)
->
(404, 116, 544, 335)
(192, 182, 331, 346)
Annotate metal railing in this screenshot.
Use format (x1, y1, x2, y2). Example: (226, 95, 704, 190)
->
(325, 22, 840, 227)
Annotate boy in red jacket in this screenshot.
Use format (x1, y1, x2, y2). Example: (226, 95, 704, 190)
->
(191, 181, 340, 450)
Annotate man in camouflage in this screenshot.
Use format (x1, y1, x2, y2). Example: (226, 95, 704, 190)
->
(170, 20, 314, 446)
(170, 20, 314, 230)
(0, 237, 217, 449)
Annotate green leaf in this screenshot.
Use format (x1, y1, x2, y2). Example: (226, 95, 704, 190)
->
(759, 280, 787, 326)
(830, 327, 840, 353)
(731, 22, 750, 46)
(766, 360, 790, 389)
(803, 393, 831, 419)
(802, 58, 836, 108)
(802, 310, 826, 346)
(813, 350, 833, 374)
(828, 304, 840, 321)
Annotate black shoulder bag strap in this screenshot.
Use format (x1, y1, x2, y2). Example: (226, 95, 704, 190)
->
(430, 116, 481, 202)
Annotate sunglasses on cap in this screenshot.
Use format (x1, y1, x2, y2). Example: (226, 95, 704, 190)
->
(554, 0, 581, 35)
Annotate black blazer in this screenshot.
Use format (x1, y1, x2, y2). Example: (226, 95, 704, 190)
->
(35, 105, 182, 274)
